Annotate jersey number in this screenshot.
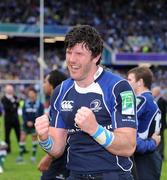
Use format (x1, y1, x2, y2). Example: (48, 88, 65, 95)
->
(154, 111, 161, 134)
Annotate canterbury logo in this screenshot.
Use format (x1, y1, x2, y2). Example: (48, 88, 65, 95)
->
(61, 100, 74, 111)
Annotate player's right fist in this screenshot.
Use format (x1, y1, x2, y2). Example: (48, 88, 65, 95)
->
(35, 114, 50, 141)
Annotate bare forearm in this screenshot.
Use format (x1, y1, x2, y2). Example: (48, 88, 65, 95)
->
(107, 130, 136, 157)
(90, 125, 136, 157)
(48, 135, 66, 158)
(47, 127, 67, 158)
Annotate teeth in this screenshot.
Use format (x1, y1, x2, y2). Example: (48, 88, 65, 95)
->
(71, 65, 79, 69)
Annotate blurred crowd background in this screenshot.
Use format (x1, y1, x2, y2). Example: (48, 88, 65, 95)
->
(0, 0, 167, 99)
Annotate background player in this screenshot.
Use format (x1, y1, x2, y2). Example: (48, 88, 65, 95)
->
(38, 69, 69, 180)
(127, 66, 162, 180)
(152, 86, 167, 160)
(17, 87, 44, 163)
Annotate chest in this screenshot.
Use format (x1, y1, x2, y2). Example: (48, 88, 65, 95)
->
(60, 88, 111, 129)
(24, 102, 39, 114)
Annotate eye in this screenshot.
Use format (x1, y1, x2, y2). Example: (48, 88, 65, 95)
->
(76, 52, 82, 55)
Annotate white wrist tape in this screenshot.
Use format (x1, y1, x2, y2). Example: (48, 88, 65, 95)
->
(91, 125, 114, 148)
(38, 136, 54, 152)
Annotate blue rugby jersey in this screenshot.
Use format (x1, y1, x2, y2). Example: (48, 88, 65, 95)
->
(23, 100, 44, 125)
(136, 92, 161, 153)
(49, 67, 137, 173)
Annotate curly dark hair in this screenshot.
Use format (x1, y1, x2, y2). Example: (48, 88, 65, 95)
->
(64, 25, 103, 65)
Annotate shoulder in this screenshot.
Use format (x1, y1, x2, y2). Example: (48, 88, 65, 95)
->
(138, 92, 153, 103)
(51, 78, 74, 104)
(137, 95, 146, 103)
(1, 96, 7, 101)
(138, 92, 158, 111)
(52, 78, 74, 97)
(98, 70, 135, 105)
(62, 78, 74, 89)
(100, 70, 123, 83)
(136, 95, 146, 111)
(99, 70, 131, 90)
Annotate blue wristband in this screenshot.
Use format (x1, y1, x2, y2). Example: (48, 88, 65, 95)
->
(38, 136, 54, 152)
(91, 125, 114, 148)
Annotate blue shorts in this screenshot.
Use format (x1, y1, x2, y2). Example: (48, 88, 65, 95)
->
(67, 171, 134, 180)
(22, 124, 36, 135)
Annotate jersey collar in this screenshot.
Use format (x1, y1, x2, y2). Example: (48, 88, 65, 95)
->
(94, 66, 103, 81)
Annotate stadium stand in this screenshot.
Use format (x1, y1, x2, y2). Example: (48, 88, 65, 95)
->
(0, 0, 167, 92)
(0, 0, 167, 52)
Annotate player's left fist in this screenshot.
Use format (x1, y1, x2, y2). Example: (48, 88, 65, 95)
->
(74, 106, 98, 135)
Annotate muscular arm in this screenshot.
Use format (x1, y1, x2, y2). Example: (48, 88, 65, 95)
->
(104, 80, 137, 156)
(48, 127, 67, 157)
(107, 127, 136, 157)
(75, 107, 136, 158)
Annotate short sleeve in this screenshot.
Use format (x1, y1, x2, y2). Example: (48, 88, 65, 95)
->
(112, 80, 137, 129)
(49, 86, 67, 129)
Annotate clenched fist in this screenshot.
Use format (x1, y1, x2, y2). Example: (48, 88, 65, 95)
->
(74, 106, 98, 135)
(35, 114, 50, 141)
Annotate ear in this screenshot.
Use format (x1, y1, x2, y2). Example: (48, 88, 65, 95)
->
(137, 81, 141, 86)
(93, 54, 101, 64)
(137, 79, 143, 86)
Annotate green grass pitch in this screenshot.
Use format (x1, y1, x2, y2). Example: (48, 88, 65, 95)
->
(0, 116, 167, 179)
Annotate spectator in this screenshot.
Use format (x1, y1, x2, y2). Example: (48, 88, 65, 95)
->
(1, 84, 21, 153)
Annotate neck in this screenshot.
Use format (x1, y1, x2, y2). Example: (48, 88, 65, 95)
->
(76, 66, 99, 87)
(136, 87, 150, 95)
